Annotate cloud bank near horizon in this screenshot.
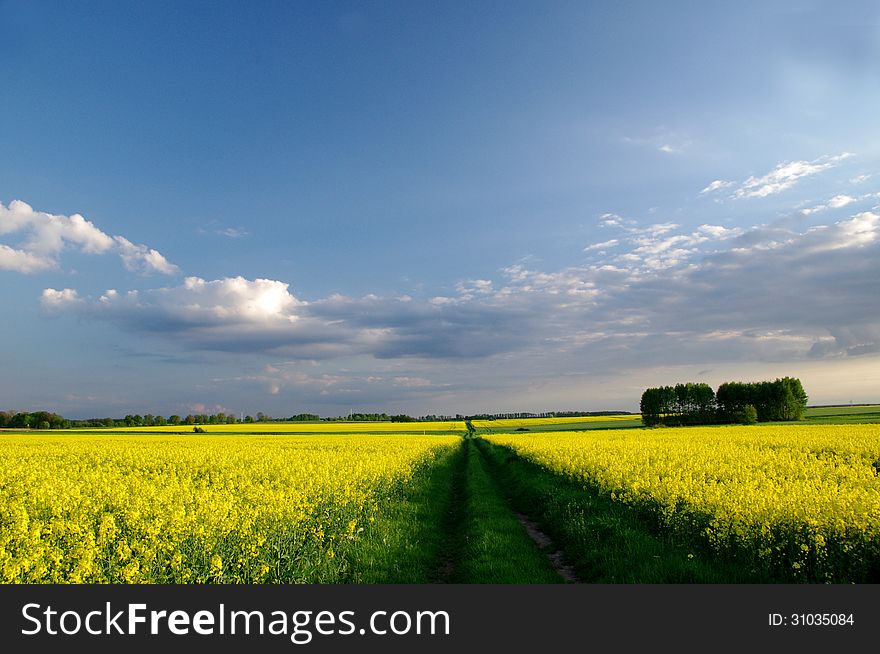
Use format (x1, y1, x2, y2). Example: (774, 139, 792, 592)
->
(8, 149, 880, 408)
(41, 208, 880, 370)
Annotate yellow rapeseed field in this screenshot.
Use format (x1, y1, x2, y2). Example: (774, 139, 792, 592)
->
(0, 433, 459, 583)
(486, 424, 880, 580)
(93, 420, 466, 433)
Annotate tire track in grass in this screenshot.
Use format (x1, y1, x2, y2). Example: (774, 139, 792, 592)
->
(513, 510, 580, 583)
(431, 439, 467, 583)
(452, 438, 564, 583)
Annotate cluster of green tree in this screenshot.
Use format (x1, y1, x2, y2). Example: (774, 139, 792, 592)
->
(640, 377, 808, 427)
(120, 413, 241, 427)
(325, 412, 417, 422)
(287, 413, 320, 422)
(0, 411, 71, 430)
(0, 412, 254, 430)
(639, 383, 717, 426)
(716, 379, 808, 423)
(1, 408, 452, 429)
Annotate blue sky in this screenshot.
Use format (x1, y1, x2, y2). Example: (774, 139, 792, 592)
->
(2, 0, 879, 418)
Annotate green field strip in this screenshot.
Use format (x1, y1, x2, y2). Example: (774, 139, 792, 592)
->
(473, 419, 643, 434)
(61, 429, 468, 437)
(803, 404, 880, 424)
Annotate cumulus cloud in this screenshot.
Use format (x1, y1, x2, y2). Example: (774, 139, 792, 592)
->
(732, 153, 853, 199)
(114, 236, 179, 275)
(828, 194, 857, 209)
(41, 287, 83, 308)
(55, 206, 880, 369)
(0, 199, 178, 275)
(0, 244, 55, 273)
(43, 275, 306, 332)
(41, 270, 549, 361)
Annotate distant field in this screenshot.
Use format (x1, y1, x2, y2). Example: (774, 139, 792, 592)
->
(70, 420, 467, 434)
(472, 415, 641, 433)
(471, 405, 880, 433)
(804, 405, 880, 424)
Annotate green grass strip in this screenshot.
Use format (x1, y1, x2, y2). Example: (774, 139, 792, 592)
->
(452, 439, 562, 583)
(342, 441, 464, 583)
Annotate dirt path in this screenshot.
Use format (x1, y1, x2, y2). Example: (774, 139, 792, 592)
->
(430, 436, 582, 583)
(430, 441, 467, 583)
(514, 510, 581, 583)
(472, 436, 582, 583)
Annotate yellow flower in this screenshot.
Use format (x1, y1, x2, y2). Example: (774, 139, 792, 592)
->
(0, 431, 459, 583)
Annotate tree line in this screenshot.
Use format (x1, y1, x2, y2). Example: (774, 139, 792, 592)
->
(640, 377, 808, 427)
(0, 411, 249, 429)
(324, 412, 418, 422)
(0, 410, 427, 429)
(0, 411, 71, 430)
(468, 410, 634, 420)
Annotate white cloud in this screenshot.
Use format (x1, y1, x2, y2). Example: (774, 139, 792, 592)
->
(41, 287, 82, 308)
(41, 276, 380, 357)
(0, 244, 56, 273)
(583, 239, 619, 252)
(850, 174, 872, 185)
(44, 276, 306, 325)
(31, 152, 880, 384)
(818, 211, 879, 250)
(828, 194, 857, 209)
(454, 279, 494, 299)
(0, 199, 178, 275)
(733, 153, 853, 199)
(700, 180, 734, 194)
(642, 222, 679, 236)
(800, 192, 875, 215)
(697, 224, 742, 239)
(114, 236, 180, 275)
(598, 212, 627, 228)
(38, 206, 880, 377)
